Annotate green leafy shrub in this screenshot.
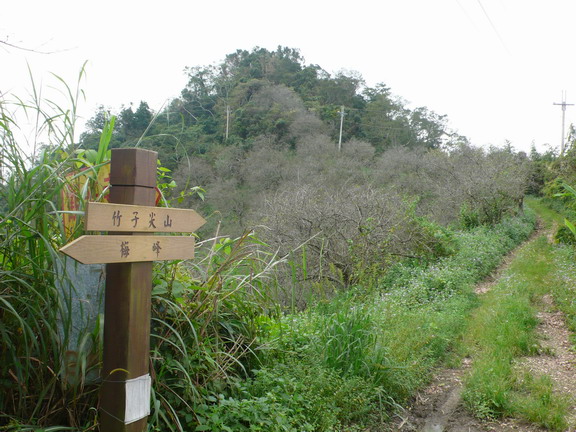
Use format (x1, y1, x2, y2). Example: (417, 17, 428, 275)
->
(459, 203, 482, 229)
(194, 393, 305, 432)
(148, 232, 286, 431)
(554, 224, 576, 245)
(381, 210, 535, 307)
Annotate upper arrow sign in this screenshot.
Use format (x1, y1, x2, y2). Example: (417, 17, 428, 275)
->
(86, 202, 206, 233)
(60, 235, 196, 264)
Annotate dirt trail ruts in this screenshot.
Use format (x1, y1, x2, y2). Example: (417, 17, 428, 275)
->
(389, 223, 576, 432)
(516, 293, 576, 428)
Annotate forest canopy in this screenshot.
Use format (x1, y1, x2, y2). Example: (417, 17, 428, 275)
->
(80, 46, 462, 164)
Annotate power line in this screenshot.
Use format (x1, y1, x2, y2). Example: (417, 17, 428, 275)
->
(454, 0, 481, 32)
(475, 0, 511, 54)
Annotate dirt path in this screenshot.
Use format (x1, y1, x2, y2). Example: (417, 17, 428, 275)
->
(517, 294, 576, 428)
(389, 223, 576, 432)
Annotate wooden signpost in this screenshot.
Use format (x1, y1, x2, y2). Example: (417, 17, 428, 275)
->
(60, 235, 197, 264)
(60, 148, 205, 431)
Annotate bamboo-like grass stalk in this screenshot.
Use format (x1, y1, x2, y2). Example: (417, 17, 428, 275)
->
(0, 66, 107, 430)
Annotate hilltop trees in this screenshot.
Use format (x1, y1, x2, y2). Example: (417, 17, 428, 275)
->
(79, 101, 154, 150)
(80, 46, 452, 158)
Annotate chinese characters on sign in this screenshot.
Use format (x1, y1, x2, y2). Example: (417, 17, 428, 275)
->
(131, 212, 140, 228)
(86, 202, 205, 234)
(60, 202, 206, 264)
(60, 236, 196, 264)
(120, 241, 130, 258)
(120, 240, 162, 259)
(113, 210, 122, 227)
(152, 241, 161, 258)
(148, 212, 156, 229)
(111, 211, 167, 230)
(164, 215, 172, 228)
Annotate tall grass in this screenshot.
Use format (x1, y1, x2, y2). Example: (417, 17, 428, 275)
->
(0, 67, 104, 429)
(148, 232, 285, 431)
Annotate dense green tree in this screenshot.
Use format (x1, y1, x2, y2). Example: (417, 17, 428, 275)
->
(409, 106, 447, 149)
(360, 84, 413, 151)
(118, 101, 153, 139)
(80, 105, 123, 150)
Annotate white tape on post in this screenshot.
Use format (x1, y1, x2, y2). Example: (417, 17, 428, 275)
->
(124, 374, 151, 424)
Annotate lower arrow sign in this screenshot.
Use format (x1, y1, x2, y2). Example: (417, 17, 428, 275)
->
(60, 235, 195, 264)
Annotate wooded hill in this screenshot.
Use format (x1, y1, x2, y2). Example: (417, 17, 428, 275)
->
(79, 46, 532, 300)
(78, 46, 526, 227)
(81, 46, 457, 162)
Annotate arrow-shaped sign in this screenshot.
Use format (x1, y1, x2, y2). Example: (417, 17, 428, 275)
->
(60, 235, 195, 264)
(86, 202, 206, 233)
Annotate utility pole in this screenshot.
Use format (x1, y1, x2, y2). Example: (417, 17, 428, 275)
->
(338, 105, 345, 152)
(225, 105, 230, 142)
(553, 91, 574, 156)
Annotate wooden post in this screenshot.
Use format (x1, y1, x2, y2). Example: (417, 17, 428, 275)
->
(58, 148, 205, 429)
(99, 149, 157, 431)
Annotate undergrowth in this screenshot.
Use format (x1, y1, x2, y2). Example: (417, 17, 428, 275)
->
(190, 211, 536, 431)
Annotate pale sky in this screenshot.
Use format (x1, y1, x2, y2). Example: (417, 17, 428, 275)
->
(3, 0, 576, 154)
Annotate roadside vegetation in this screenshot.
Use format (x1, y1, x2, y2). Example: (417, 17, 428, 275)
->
(459, 190, 576, 431)
(462, 231, 570, 430)
(4, 47, 576, 431)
